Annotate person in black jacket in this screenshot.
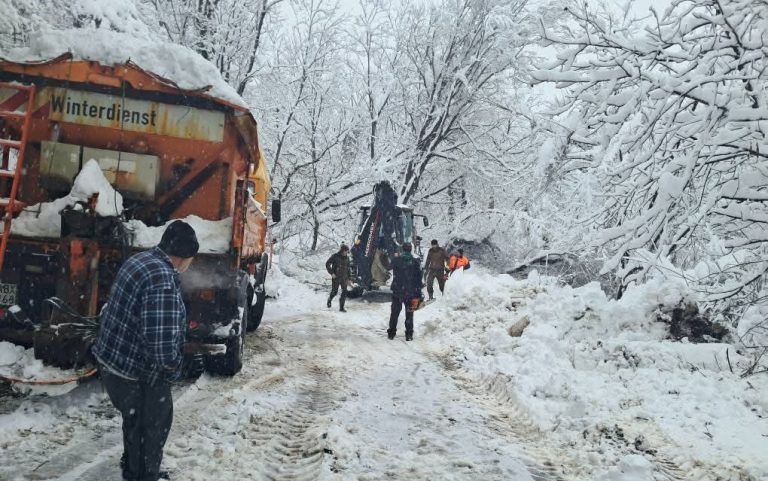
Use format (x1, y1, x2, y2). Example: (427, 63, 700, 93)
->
(388, 242, 423, 341)
(326, 244, 351, 312)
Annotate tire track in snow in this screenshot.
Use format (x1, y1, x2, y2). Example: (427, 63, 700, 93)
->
(430, 352, 568, 481)
(430, 351, 688, 481)
(163, 319, 341, 480)
(11, 317, 340, 481)
(245, 365, 335, 481)
(5, 387, 123, 481)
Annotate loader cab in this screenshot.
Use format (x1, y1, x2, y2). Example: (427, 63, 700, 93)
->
(357, 205, 419, 250)
(397, 205, 415, 250)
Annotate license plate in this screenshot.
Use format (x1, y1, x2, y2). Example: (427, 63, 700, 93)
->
(0, 283, 17, 306)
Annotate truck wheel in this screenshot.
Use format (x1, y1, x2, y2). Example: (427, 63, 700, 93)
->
(249, 290, 266, 331)
(247, 254, 269, 332)
(205, 309, 247, 376)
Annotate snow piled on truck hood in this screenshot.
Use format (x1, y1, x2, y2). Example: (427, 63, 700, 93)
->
(419, 268, 768, 480)
(2, 28, 247, 109)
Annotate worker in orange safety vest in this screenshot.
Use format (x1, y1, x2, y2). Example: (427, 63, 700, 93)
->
(448, 248, 470, 275)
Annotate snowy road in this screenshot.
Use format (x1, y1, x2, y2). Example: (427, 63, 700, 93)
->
(2, 268, 766, 481)
(0, 286, 543, 480)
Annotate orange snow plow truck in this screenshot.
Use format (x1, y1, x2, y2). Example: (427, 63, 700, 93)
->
(0, 53, 278, 376)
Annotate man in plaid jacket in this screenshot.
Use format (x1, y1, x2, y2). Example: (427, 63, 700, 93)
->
(93, 220, 198, 481)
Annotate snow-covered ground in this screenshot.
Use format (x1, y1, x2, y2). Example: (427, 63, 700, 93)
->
(0, 258, 766, 480)
(419, 268, 768, 480)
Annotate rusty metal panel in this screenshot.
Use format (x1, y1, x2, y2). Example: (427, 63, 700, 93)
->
(83, 146, 159, 199)
(40, 142, 160, 200)
(40, 141, 81, 191)
(0, 87, 30, 114)
(34, 87, 225, 142)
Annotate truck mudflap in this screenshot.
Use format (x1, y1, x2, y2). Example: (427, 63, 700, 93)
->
(0, 299, 91, 369)
(10, 297, 100, 370)
(203, 306, 247, 376)
(188, 308, 244, 343)
(34, 325, 94, 369)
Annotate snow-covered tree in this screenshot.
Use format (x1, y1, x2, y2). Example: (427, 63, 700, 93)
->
(252, 0, 357, 250)
(534, 0, 768, 318)
(139, 0, 284, 95)
(386, 0, 533, 205)
(1, 0, 152, 49)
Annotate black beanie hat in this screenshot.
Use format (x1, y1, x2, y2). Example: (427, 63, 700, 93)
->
(158, 220, 199, 258)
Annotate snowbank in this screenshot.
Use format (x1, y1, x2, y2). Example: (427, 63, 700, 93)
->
(0, 341, 81, 396)
(3, 28, 247, 108)
(260, 254, 325, 321)
(421, 269, 768, 479)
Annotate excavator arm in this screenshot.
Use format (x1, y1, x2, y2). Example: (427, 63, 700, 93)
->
(350, 181, 408, 292)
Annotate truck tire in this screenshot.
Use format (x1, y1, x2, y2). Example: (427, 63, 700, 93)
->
(205, 309, 246, 376)
(249, 290, 266, 331)
(247, 254, 269, 332)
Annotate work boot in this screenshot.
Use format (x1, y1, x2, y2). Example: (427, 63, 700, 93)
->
(405, 332, 413, 341)
(340, 307, 347, 312)
(121, 454, 170, 481)
(327, 298, 332, 308)
(387, 329, 396, 340)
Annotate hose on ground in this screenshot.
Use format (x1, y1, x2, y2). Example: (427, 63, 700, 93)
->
(0, 367, 98, 386)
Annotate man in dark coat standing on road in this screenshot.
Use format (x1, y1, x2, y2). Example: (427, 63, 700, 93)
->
(424, 239, 449, 300)
(92, 220, 199, 481)
(326, 243, 351, 312)
(388, 242, 423, 341)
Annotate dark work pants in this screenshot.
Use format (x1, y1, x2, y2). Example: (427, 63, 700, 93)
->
(329, 278, 348, 308)
(388, 297, 414, 337)
(101, 369, 173, 481)
(426, 268, 446, 298)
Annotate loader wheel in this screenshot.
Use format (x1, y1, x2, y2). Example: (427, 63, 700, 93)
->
(205, 309, 246, 376)
(346, 285, 364, 298)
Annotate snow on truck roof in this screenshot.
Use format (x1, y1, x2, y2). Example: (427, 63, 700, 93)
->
(1, 28, 248, 109)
